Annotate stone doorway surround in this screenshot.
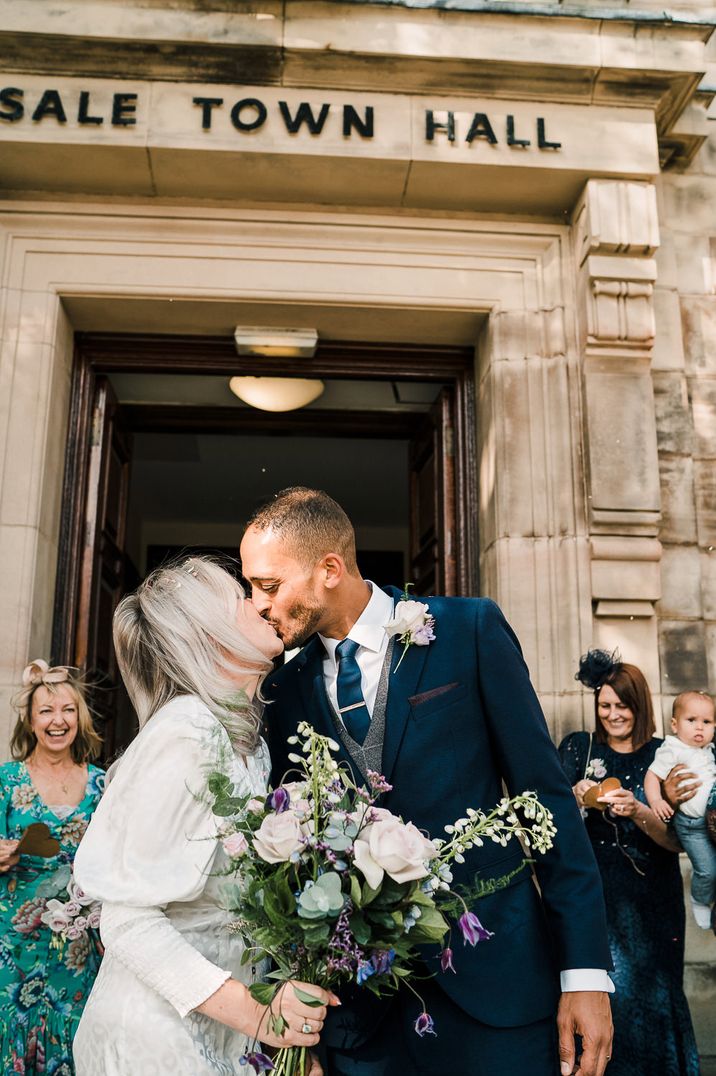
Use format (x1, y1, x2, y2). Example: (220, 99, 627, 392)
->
(0, 184, 660, 748)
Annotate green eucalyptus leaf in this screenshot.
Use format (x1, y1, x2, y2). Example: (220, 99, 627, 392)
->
(207, 772, 232, 795)
(350, 875, 363, 908)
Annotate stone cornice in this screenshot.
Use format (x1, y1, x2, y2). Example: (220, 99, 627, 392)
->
(0, 2, 711, 170)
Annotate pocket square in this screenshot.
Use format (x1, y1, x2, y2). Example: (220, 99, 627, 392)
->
(409, 682, 461, 707)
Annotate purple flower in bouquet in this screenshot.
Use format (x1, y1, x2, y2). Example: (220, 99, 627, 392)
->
(458, 910, 493, 947)
(440, 947, 455, 974)
(266, 787, 290, 814)
(239, 1052, 275, 1073)
(366, 770, 393, 796)
(370, 948, 396, 976)
(414, 1011, 437, 1037)
(356, 959, 375, 985)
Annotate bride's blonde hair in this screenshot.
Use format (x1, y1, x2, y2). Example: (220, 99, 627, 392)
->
(113, 556, 275, 753)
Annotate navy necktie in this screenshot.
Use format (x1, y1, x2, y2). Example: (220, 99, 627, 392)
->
(335, 638, 370, 745)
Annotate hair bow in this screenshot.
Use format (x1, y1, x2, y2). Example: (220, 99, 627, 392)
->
(21, 659, 71, 688)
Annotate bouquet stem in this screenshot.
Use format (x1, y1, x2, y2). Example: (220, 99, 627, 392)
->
(271, 1046, 310, 1075)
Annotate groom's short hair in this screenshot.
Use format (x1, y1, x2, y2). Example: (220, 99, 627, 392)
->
(247, 487, 359, 573)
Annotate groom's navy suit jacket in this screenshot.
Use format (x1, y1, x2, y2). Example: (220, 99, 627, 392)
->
(265, 589, 611, 1047)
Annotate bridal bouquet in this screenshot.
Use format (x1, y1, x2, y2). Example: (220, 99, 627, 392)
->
(41, 875, 101, 944)
(210, 723, 556, 1075)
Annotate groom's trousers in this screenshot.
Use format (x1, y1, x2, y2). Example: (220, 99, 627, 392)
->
(324, 976, 560, 1076)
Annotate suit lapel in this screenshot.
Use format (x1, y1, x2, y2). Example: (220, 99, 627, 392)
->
(381, 633, 430, 783)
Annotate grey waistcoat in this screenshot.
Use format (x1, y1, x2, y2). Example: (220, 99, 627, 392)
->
(324, 637, 395, 781)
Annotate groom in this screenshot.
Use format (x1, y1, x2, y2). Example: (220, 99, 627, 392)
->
(240, 487, 613, 1076)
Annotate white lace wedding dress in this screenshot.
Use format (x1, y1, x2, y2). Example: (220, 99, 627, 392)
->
(73, 694, 270, 1075)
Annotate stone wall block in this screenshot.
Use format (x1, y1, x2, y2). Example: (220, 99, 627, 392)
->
(700, 548, 716, 622)
(544, 354, 583, 535)
(661, 176, 716, 240)
(491, 535, 589, 700)
(690, 378, 716, 459)
(593, 609, 660, 694)
(706, 623, 716, 693)
(694, 460, 716, 549)
(659, 620, 709, 695)
(658, 455, 698, 544)
(0, 342, 55, 529)
(653, 227, 679, 291)
(659, 544, 702, 618)
(0, 524, 36, 699)
(681, 296, 716, 373)
(494, 360, 539, 537)
(652, 371, 693, 455)
(652, 287, 686, 372)
(585, 370, 661, 513)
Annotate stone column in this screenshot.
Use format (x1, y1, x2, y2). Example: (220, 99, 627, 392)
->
(572, 180, 663, 704)
(477, 235, 594, 743)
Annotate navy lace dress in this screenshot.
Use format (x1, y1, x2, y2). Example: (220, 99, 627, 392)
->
(558, 732, 700, 1076)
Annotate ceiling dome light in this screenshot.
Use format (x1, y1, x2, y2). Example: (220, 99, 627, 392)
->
(229, 376, 325, 412)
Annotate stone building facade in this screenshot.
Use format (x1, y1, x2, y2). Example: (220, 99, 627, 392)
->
(0, 0, 715, 1058)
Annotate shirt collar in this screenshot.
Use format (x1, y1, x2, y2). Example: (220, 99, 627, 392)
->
(319, 582, 394, 661)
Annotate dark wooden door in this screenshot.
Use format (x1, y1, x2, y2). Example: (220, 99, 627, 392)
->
(74, 376, 133, 759)
(409, 387, 457, 596)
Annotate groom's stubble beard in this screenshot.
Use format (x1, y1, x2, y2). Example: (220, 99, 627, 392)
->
(271, 596, 325, 650)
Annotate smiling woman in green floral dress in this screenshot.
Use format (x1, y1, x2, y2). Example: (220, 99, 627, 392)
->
(0, 660, 104, 1075)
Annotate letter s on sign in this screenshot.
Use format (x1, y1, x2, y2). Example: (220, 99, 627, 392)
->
(0, 87, 24, 122)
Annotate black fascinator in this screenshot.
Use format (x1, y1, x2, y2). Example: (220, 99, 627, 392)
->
(575, 648, 621, 691)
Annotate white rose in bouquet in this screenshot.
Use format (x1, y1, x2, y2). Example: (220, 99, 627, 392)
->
(253, 811, 305, 864)
(40, 898, 76, 933)
(354, 816, 438, 888)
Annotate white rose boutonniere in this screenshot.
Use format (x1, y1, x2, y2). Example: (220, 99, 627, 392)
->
(385, 585, 436, 670)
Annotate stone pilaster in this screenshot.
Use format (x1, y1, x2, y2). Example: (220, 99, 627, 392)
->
(572, 180, 663, 694)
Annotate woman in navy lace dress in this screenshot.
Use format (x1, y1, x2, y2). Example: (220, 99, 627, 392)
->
(559, 653, 700, 1076)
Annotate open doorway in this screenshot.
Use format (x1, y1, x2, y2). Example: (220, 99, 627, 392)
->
(52, 334, 476, 757)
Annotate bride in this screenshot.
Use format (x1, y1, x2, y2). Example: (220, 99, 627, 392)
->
(73, 557, 334, 1075)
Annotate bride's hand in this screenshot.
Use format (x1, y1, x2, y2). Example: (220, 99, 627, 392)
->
(257, 980, 338, 1050)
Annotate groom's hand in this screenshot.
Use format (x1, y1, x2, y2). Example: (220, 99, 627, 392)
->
(557, 990, 613, 1076)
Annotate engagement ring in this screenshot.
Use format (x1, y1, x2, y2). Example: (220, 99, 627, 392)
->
(301, 1022, 312, 1034)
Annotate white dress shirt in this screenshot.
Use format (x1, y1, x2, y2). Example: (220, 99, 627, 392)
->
(319, 582, 393, 717)
(318, 583, 613, 995)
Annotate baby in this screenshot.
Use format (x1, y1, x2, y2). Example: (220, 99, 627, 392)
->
(645, 691, 716, 929)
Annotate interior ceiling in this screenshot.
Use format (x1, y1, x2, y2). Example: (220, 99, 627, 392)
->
(62, 296, 485, 346)
(109, 373, 442, 410)
(128, 432, 410, 528)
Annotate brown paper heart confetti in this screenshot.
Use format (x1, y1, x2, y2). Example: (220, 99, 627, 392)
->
(582, 777, 622, 812)
(15, 822, 60, 858)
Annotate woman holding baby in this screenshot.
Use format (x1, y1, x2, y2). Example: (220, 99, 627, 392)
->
(558, 652, 700, 1076)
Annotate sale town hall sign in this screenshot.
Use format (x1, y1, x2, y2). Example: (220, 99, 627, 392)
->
(0, 77, 658, 210)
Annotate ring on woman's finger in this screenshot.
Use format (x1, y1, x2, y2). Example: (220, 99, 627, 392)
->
(301, 1022, 312, 1035)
